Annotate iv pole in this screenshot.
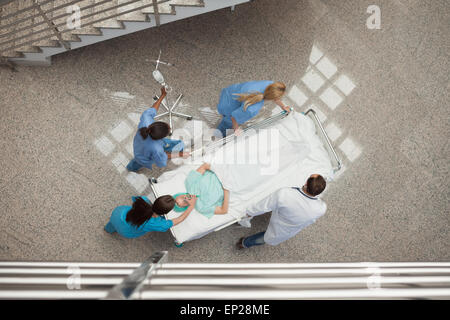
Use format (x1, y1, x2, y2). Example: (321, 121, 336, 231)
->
(151, 50, 193, 135)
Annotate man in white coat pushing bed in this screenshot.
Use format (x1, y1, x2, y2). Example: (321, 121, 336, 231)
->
(236, 174, 327, 249)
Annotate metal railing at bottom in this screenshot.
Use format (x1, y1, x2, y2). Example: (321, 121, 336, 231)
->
(0, 252, 449, 299)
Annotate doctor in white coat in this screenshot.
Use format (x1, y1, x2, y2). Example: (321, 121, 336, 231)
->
(236, 174, 327, 249)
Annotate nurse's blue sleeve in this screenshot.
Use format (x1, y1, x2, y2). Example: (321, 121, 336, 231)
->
(139, 108, 157, 128)
(231, 102, 262, 125)
(144, 217, 173, 232)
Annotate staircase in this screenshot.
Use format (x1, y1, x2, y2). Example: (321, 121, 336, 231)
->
(0, 0, 250, 67)
(0, 251, 449, 299)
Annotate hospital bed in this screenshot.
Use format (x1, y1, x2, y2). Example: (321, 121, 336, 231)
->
(148, 108, 341, 247)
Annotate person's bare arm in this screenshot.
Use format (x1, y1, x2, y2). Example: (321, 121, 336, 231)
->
(214, 189, 230, 215)
(167, 151, 190, 159)
(152, 87, 167, 112)
(171, 196, 197, 226)
(196, 163, 211, 175)
(231, 116, 242, 135)
(274, 99, 292, 113)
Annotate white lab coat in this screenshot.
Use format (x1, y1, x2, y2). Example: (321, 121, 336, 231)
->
(246, 187, 327, 246)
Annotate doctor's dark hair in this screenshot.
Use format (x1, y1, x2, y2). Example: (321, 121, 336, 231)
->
(306, 175, 326, 197)
(139, 121, 170, 140)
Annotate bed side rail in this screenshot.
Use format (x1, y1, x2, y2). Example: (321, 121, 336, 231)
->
(191, 110, 290, 159)
(304, 109, 342, 172)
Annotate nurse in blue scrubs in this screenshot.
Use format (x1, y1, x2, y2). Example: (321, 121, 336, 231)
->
(104, 194, 196, 238)
(126, 87, 190, 172)
(216, 81, 291, 136)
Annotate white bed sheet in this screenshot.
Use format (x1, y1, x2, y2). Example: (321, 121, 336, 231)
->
(153, 112, 334, 243)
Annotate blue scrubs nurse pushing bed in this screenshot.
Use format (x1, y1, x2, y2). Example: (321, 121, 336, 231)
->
(216, 80, 292, 136)
(126, 87, 190, 172)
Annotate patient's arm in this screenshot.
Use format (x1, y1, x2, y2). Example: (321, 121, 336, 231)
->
(214, 189, 230, 215)
(196, 163, 211, 175)
(171, 196, 197, 226)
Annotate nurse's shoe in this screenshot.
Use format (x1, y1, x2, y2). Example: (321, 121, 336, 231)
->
(236, 237, 246, 250)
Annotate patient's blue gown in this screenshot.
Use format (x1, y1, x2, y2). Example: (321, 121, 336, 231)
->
(216, 80, 274, 136)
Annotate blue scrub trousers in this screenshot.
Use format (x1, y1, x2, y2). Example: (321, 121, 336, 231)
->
(126, 138, 184, 172)
(242, 231, 266, 248)
(217, 116, 233, 137)
(104, 221, 116, 233)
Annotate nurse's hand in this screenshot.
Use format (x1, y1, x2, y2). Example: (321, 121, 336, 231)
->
(181, 151, 191, 159)
(282, 106, 293, 113)
(234, 127, 243, 136)
(161, 86, 167, 97)
(186, 195, 197, 206)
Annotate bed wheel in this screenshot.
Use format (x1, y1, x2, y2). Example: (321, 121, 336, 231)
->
(174, 242, 183, 248)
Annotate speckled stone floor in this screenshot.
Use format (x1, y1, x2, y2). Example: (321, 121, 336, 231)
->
(0, 0, 448, 263)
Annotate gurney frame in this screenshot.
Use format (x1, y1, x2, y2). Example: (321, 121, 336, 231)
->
(148, 108, 341, 247)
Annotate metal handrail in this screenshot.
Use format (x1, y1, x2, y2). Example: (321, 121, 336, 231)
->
(304, 108, 342, 172)
(104, 251, 168, 299)
(0, 260, 449, 299)
(0, 0, 169, 55)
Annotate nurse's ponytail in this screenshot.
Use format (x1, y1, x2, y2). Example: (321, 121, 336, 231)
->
(139, 121, 170, 140)
(234, 82, 286, 111)
(126, 197, 153, 227)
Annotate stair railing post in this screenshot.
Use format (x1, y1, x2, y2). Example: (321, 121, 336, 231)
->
(104, 251, 168, 300)
(33, 0, 71, 50)
(151, 0, 160, 26)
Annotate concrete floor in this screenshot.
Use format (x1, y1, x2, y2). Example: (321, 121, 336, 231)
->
(0, 0, 448, 263)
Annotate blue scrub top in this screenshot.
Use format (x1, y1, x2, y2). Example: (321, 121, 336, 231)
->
(109, 196, 173, 239)
(133, 108, 168, 168)
(217, 80, 274, 124)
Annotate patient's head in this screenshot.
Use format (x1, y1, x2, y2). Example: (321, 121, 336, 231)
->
(152, 195, 175, 215)
(304, 174, 326, 196)
(174, 193, 190, 210)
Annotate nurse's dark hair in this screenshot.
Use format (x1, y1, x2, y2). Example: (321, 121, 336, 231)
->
(139, 121, 170, 140)
(126, 197, 153, 227)
(152, 195, 175, 215)
(126, 195, 175, 227)
(306, 175, 326, 196)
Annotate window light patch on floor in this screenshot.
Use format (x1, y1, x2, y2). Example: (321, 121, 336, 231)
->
(127, 112, 141, 125)
(126, 172, 149, 193)
(110, 120, 133, 143)
(288, 85, 309, 107)
(339, 137, 362, 162)
(316, 56, 338, 79)
(302, 67, 326, 92)
(334, 74, 356, 96)
(111, 152, 130, 174)
(319, 87, 343, 110)
(309, 45, 324, 64)
(94, 136, 115, 156)
(325, 122, 342, 142)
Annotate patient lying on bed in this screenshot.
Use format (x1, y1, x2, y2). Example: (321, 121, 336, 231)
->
(173, 163, 230, 218)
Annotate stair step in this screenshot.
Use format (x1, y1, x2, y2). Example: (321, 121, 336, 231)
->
(1, 50, 24, 59)
(116, 0, 151, 22)
(15, 45, 42, 54)
(141, 3, 175, 15)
